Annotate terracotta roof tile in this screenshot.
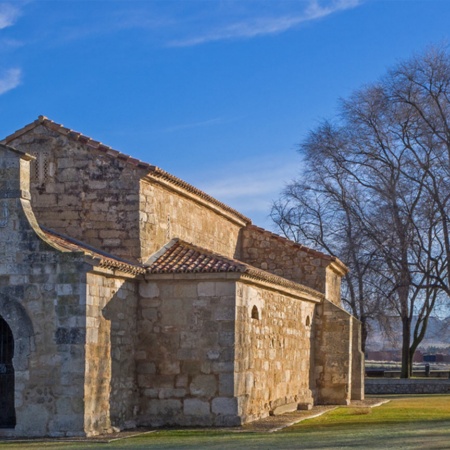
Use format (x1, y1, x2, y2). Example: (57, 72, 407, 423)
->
(147, 239, 245, 274)
(147, 239, 323, 299)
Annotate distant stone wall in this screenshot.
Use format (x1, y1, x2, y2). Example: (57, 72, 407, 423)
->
(365, 379, 450, 395)
(235, 282, 316, 422)
(136, 275, 239, 427)
(139, 180, 243, 261)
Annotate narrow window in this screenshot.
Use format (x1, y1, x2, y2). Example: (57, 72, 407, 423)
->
(31, 152, 52, 183)
(306, 315, 311, 327)
(166, 214, 171, 240)
(251, 305, 259, 320)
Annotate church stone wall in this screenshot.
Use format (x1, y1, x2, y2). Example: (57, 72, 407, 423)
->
(234, 282, 315, 422)
(8, 125, 244, 264)
(0, 244, 88, 438)
(0, 145, 90, 437)
(0, 235, 89, 436)
(313, 300, 363, 405)
(241, 226, 329, 294)
(136, 276, 239, 427)
(139, 180, 243, 261)
(6, 125, 143, 262)
(84, 273, 138, 435)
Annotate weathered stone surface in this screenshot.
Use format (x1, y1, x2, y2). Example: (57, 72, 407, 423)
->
(0, 120, 364, 436)
(190, 375, 217, 397)
(184, 399, 210, 416)
(271, 402, 298, 416)
(212, 397, 237, 415)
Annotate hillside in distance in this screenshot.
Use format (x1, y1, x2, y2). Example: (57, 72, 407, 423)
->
(366, 316, 450, 353)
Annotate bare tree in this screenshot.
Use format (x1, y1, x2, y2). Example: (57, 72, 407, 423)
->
(272, 45, 450, 377)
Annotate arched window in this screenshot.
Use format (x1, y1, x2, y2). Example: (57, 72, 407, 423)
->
(0, 316, 15, 428)
(251, 305, 259, 320)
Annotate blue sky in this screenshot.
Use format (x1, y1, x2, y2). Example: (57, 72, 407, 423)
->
(0, 0, 449, 229)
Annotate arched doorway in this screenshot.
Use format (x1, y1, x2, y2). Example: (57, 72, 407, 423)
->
(0, 316, 15, 428)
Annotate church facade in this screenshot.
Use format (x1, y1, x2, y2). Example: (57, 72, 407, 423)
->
(0, 116, 364, 437)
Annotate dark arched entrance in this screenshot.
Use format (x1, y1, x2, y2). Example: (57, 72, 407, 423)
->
(0, 316, 15, 428)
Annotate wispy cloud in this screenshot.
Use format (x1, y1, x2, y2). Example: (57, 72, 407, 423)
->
(163, 117, 226, 133)
(168, 0, 361, 47)
(162, 115, 244, 133)
(0, 3, 20, 29)
(0, 68, 21, 95)
(195, 155, 302, 227)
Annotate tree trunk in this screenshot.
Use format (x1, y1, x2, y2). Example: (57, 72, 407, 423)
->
(401, 316, 411, 378)
(360, 315, 368, 354)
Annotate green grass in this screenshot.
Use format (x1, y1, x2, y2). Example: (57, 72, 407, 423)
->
(288, 395, 450, 430)
(1, 396, 450, 449)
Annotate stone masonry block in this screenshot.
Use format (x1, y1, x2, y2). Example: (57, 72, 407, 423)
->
(216, 283, 235, 296)
(147, 399, 182, 416)
(212, 397, 237, 415)
(197, 282, 215, 297)
(219, 373, 234, 396)
(190, 374, 217, 397)
(183, 399, 210, 416)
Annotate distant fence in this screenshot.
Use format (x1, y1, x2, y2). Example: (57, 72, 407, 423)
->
(366, 369, 450, 378)
(365, 378, 450, 395)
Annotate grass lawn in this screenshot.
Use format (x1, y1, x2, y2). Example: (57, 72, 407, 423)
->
(1, 395, 450, 450)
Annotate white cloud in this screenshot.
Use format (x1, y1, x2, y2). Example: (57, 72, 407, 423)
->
(0, 3, 20, 29)
(0, 68, 21, 95)
(163, 117, 225, 133)
(194, 155, 302, 227)
(168, 0, 361, 47)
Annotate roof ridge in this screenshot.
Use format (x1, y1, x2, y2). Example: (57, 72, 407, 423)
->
(2, 116, 251, 225)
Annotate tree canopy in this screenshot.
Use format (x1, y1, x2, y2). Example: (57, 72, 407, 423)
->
(272, 45, 450, 377)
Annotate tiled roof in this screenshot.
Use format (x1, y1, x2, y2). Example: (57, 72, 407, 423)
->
(2, 116, 250, 225)
(146, 239, 323, 298)
(146, 239, 246, 274)
(41, 227, 146, 275)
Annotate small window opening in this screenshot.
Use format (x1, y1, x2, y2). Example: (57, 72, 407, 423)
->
(31, 152, 52, 183)
(306, 315, 311, 327)
(166, 214, 171, 240)
(42, 152, 49, 181)
(251, 305, 259, 320)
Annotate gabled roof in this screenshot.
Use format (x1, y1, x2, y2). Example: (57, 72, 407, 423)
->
(42, 227, 146, 275)
(146, 238, 245, 274)
(146, 238, 323, 300)
(2, 116, 250, 225)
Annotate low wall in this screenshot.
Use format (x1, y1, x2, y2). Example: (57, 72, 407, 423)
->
(365, 378, 450, 395)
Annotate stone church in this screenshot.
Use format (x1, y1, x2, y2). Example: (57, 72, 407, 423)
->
(0, 116, 364, 437)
